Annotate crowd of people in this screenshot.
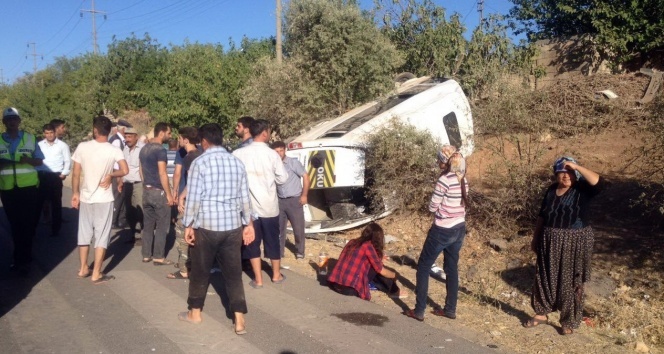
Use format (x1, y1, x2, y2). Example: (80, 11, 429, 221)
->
(0, 106, 603, 336)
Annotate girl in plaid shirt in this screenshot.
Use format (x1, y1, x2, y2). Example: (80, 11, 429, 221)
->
(327, 223, 406, 300)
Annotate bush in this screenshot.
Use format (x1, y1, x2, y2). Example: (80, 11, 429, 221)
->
(470, 80, 552, 232)
(632, 94, 664, 222)
(363, 119, 440, 214)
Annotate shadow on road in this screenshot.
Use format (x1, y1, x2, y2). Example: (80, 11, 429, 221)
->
(0, 198, 139, 319)
(0, 206, 79, 318)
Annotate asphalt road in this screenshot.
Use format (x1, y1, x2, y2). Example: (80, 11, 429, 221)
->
(0, 187, 499, 353)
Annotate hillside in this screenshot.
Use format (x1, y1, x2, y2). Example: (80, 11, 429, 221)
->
(282, 72, 664, 353)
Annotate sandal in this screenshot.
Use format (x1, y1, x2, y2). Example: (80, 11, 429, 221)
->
(153, 259, 175, 266)
(248, 280, 263, 289)
(561, 326, 574, 335)
(403, 309, 424, 322)
(272, 274, 286, 284)
(432, 307, 456, 319)
(523, 315, 548, 328)
(167, 271, 188, 279)
(92, 274, 115, 285)
(178, 311, 201, 324)
(142, 258, 152, 263)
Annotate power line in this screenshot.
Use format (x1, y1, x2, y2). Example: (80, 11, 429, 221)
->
(44, 18, 83, 57)
(42, 0, 86, 50)
(26, 42, 43, 76)
(65, 38, 92, 57)
(98, 0, 222, 43)
(107, 0, 148, 15)
(461, 4, 476, 25)
(112, 0, 194, 21)
(81, 0, 106, 54)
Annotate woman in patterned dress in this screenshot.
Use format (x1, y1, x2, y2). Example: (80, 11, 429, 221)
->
(524, 157, 603, 335)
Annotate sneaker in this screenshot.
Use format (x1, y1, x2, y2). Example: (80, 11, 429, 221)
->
(210, 267, 222, 274)
(369, 281, 379, 291)
(430, 265, 446, 279)
(280, 264, 291, 270)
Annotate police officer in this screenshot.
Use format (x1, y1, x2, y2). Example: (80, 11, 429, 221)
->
(0, 107, 44, 275)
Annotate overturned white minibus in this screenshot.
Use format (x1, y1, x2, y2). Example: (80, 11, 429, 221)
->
(286, 76, 474, 233)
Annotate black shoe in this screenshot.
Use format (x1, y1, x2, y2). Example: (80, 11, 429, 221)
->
(10, 264, 30, 277)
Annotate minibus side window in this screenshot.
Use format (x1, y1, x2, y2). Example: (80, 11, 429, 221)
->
(443, 112, 462, 149)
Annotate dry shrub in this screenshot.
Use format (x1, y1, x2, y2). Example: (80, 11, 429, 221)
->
(470, 80, 551, 233)
(470, 73, 652, 234)
(475, 73, 649, 138)
(588, 289, 664, 347)
(364, 119, 439, 214)
(241, 58, 328, 138)
(629, 94, 664, 223)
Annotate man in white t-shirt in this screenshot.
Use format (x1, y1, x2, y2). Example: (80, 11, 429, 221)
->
(233, 119, 288, 287)
(71, 116, 128, 284)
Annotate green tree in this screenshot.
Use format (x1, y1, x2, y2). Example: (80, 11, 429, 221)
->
(149, 39, 272, 132)
(243, 0, 402, 138)
(458, 15, 534, 98)
(509, 0, 664, 64)
(284, 0, 403, 113)
(241, 57, 326, 138)
(373, 0, 466, 77)
(101, 34, 167, 113)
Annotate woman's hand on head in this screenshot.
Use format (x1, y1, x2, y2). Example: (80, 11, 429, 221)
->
(562, 161, 579, 171)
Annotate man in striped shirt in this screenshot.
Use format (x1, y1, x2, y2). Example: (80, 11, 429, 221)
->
(178, 123, 254, 335)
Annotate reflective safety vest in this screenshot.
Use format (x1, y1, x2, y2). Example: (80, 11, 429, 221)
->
(0, 132, 39, 190)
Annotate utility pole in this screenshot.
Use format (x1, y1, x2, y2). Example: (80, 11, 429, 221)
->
(477, 0, 484, 28)
(81, 0, 106, 54)
(27, 42, 43, 76)
(0, 69, 3, 85)
(276, 0, 283, 64)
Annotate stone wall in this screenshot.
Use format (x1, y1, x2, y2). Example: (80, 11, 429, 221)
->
(532, 35, 610, 89)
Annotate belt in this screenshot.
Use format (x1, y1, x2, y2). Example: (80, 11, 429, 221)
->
(144, 185, 163, 190)
(125, 181, 141, 184)
(279, 195, 300, 199)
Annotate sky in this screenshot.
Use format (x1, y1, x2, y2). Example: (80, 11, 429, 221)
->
(0, 0, 514, 84)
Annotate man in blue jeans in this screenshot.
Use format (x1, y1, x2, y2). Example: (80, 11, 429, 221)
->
(404, 146, 469, 322)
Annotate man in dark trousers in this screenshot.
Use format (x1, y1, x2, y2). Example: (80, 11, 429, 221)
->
(178, 123, 254, 335)
(272, 141, 310, 264)
(0, 107, 44, 276)
(110, 119, 132, 228)
(36, 123, 71, 237)
(139, 122, 175, 265)
(120, 127, 143, 244)
(167, 127, 202, 280)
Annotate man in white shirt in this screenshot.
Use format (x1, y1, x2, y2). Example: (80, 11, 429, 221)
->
(233, 119, 288, 288)
(71, 116, 128, 284)
(37, 123, 71, 237)
(110, 119, 132, 228)
(120, 127, 143, 244)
